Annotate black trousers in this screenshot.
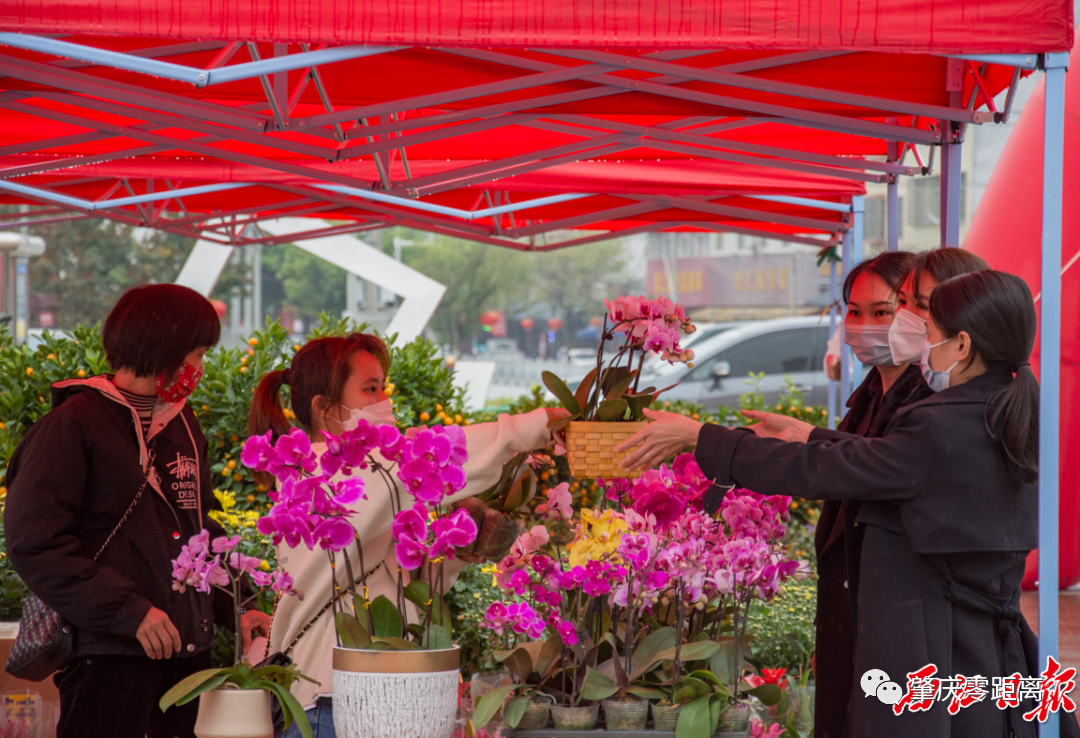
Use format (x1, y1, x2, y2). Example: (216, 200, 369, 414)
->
(54, 652, 213, 738)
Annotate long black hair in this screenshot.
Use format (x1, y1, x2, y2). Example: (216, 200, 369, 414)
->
(929, 270, 1039, 483)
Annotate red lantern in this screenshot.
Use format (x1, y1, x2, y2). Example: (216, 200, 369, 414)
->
(547, 317, 564, 331)
(520, 317, 535, 331)
(209, 299, 227, 320)
(480, 310, 501, 326)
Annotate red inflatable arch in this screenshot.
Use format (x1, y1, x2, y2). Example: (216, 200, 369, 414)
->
(964, 47, 1080, 590)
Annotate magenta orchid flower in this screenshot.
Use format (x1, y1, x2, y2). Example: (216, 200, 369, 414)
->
(429, 508, 478, 559)
(398, 458, 448, 505)
(395, 537, 429, 570)
(391, 504, 429, 543)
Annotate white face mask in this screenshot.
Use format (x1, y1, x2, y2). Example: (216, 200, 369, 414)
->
(889, 309, 928, 365)
(920, 337, 959, 392)
(339, 398, 396, 431)
(843, 324, 896, 367)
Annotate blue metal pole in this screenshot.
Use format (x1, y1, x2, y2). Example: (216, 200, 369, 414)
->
(850, 197, 865, 386)
(743, 194, 853, 213)
(949, 53, 1039, 71)
(887, 142, 900, 252)
(839, 229, 853, 409)
(828, 258, 838, 430)
(1039, 51, 1068, 738)
(939, 122, 962, 248)
(0, 32, 401, 88)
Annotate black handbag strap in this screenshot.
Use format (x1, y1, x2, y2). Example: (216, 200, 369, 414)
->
(93, 450, 156, 562)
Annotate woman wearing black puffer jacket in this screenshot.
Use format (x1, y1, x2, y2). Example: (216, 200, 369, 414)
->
(5, 285, 270, 738)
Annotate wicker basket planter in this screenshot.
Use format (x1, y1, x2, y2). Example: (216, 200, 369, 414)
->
(565, 421, 648, 480)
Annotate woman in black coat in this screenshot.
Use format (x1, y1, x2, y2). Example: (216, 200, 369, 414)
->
(743, 247, 988, 738)
(618, 271, 1051, 738)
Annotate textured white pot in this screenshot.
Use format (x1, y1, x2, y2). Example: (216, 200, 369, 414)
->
(194, 688, 274, 738)
(333, 645, 460, 738)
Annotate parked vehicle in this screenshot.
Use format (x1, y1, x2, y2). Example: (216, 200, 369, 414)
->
(638, 321, 745, 377)
(639, 316, 833, 410)
(567, 348, 598, 365)
(483, 338, 525, 359)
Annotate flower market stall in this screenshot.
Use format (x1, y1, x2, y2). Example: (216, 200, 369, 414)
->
(0, 0, 1074, 736)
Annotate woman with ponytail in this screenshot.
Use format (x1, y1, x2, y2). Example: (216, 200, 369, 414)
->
(617, 270, 1066, 738)
(249, 333, 561, 738)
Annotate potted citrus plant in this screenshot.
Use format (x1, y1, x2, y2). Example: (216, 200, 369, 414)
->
(543, 295, 695, 480)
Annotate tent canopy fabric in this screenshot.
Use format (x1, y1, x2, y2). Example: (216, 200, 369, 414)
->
(0, 2, 1071, 250)
(1, 1, 1072, 54)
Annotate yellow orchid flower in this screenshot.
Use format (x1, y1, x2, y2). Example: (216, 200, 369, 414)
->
(568, 508, 628, 567)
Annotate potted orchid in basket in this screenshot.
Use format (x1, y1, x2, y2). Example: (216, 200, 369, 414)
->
(157, 530, 315, 738)
(240, 421, 479, 738)
(542, 295, 695, 480)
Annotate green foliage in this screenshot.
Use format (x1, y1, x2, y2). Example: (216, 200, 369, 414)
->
(400, 236, 533, 354)
(444, 563, 505, 675)
(0, 324, 111, 481)
(255, 244, 349, 328)
(746, 574, 817, 675)
(388, 335, 466, 429)
(19, 216, 195, 328)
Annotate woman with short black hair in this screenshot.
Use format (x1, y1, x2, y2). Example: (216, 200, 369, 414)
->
(5, 284, 270, 738)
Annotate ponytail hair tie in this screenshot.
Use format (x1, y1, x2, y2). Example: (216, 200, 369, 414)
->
(1016, 361, 1031, 371)
(281, 368, 292, 386)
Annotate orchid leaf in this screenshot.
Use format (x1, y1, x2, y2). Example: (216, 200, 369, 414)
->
(171, 674, 229, 707)
(336, 612, 372, 649)
(258, 680, 314, 738)
(537, 634, 563, 679)
(580, 667, 619, 702)
(370, 595, 403, 639)
(159, 668, 232, 711)
(473, 685, 519, 728)
(624, 392, 656, 422)
(495, 645, 537, 682)
(597, 398, 629, 422)
(627, 685, 668, 700)
(423, 624, 453, 650)
(542, 371, 581, 416)
(373, 637, 421, 651)
(676, 694, 718, 738)
(574, 368, 598, 415)
(673, 677, 712, 704)
(403, 581, 453, 633)
(630, 627, 677, 679)
(606, 371, 638, 402)
(504, 696, 531, 729)
(655, 640, 720, 665)
(601, 366, 631, 396)
(708, 639, 736, 685)
(744, 683, 782, 707)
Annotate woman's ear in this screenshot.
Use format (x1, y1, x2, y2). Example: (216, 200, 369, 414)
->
(955, 330, 974, 362)
(310, 394, 334, 431)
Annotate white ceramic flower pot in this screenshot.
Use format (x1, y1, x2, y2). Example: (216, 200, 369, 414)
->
(194, 687, 274, 738)
(333, 645, 460, 738)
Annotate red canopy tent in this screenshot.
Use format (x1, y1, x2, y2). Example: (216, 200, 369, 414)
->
(0, 3, 1074, 731)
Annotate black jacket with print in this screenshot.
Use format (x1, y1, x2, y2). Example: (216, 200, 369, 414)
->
(5, 376, 234, 658)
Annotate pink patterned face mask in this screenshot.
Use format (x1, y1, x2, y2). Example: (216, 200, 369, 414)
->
(156, 362, 203, 403)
